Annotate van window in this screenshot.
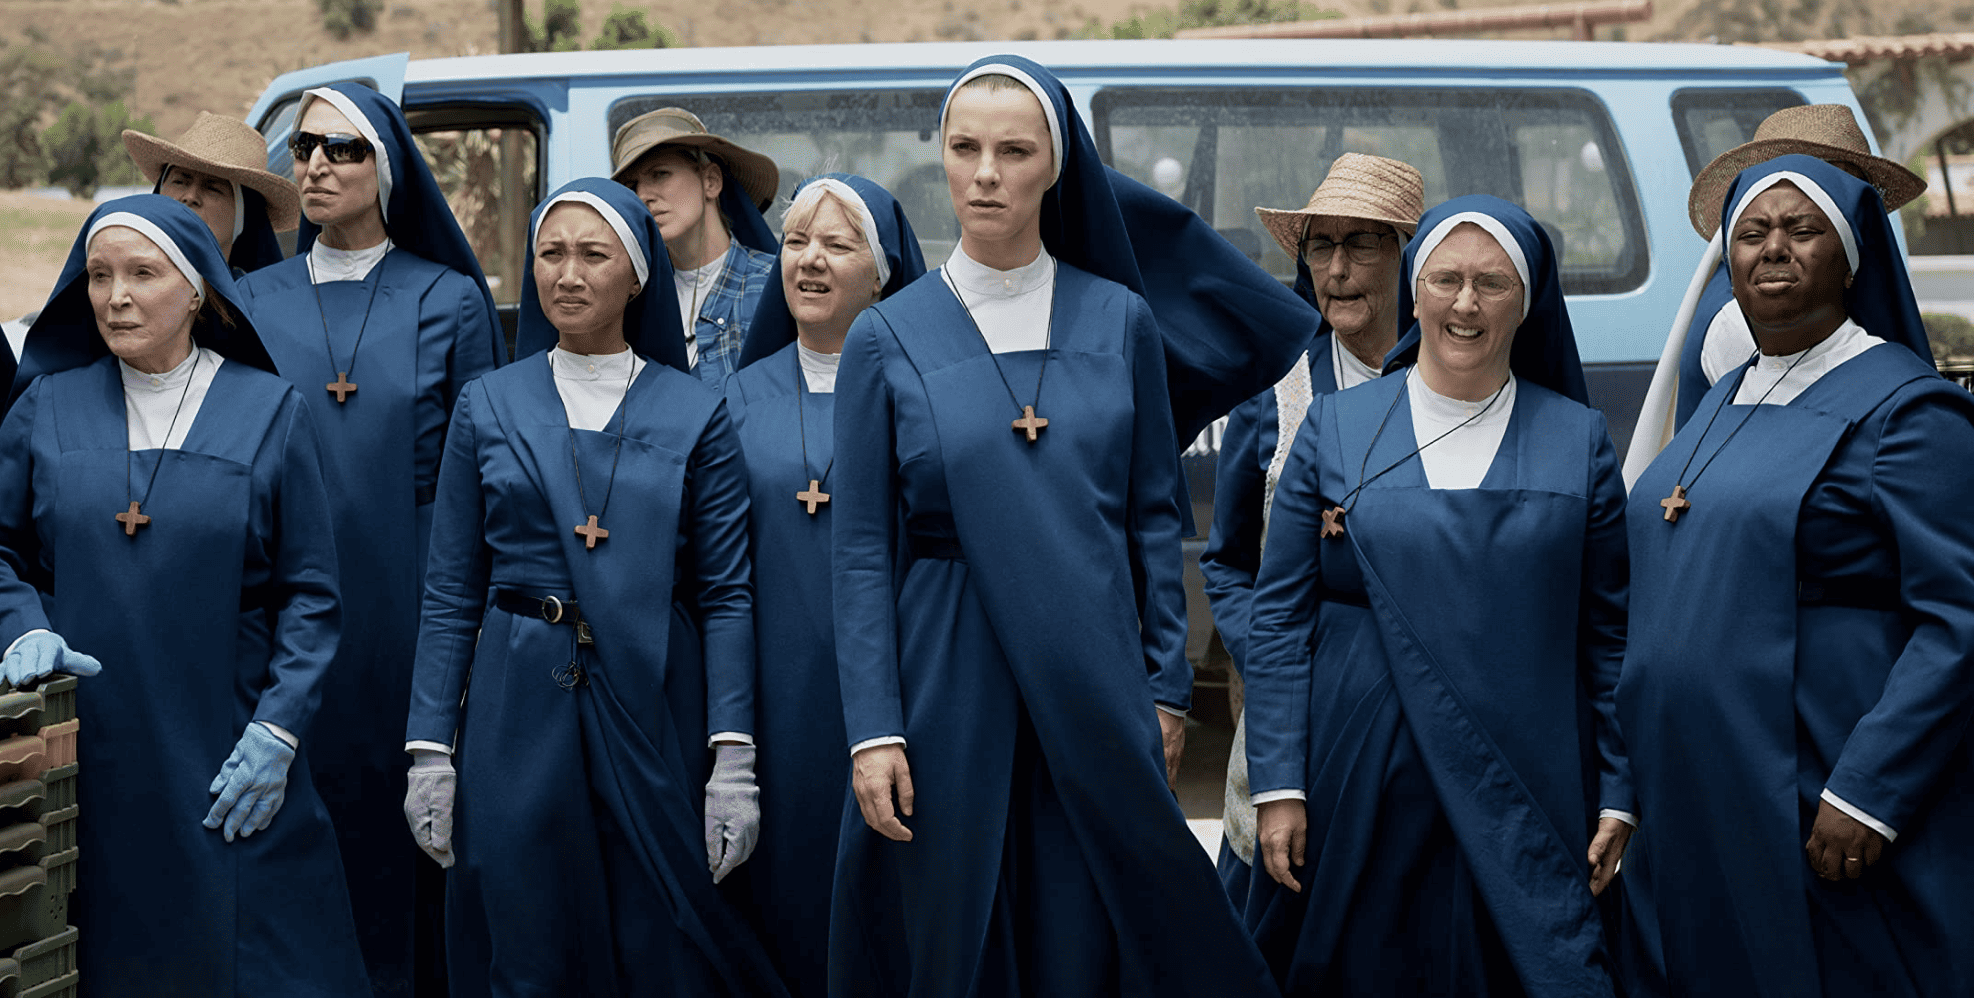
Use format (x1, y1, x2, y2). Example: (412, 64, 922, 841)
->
(1670, 88, 1807, 179)
(408, 106, 542, 307)
(611, 91, 955, 263)
(1092, 87, 1648, 295)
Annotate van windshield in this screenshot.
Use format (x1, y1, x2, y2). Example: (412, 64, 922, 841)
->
(1092, 86, 1648, 296)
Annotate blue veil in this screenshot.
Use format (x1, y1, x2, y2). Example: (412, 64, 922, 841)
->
(294, 84, 502, 352)
(719, 162, 778, 256)
(939, 54, 1318, 445)
(515, 177, 688, 374)
(11, 194, 275, 407)
(1385, 194, 1590, 405)
(1713, 153, 1930, 364)
(736, 172, 926, 368)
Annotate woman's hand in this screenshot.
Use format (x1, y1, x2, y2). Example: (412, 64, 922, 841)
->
(1587, 816, 1634, 896)
(1257, 798, 1308, 892)
(852, 743, 915, 842)
(1, 631, 102, 688)
(1158, 709, 1187, 793)
(1805, 799, 1886, 881)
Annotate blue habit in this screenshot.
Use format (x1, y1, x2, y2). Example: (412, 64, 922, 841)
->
(722, 344, 845, 996)
(0, 358, 370, 997)
(828, 263, 1277, 997)
(1244, 373, 1631, 996)
(407, 354, 786, 997)
(1620, 344, 1974, 997)
(236, 248, 500, 993)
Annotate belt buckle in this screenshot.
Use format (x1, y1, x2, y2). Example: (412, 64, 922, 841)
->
(575, 620, 595, 646)
(541, 595, 565, 624)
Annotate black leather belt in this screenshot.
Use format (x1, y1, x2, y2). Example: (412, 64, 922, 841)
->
(1797, 577, 1900, 612)
(907, 534, 965, 562)
(495, 589, 595, 644)
(1316, 587, 1371, 609)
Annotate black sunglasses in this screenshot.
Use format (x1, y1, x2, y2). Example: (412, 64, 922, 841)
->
(288, 130, 373, 165)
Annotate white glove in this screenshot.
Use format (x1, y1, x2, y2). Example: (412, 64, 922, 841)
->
(403, 748, 456, 869)
(2, 631, 102, 688)
(704, 744, 760, 883)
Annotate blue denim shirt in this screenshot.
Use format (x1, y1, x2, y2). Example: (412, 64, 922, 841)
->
(688, 241, 776, 388)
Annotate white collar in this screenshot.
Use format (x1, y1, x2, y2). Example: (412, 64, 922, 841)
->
(309, 237, 393, 283)
(1751, 318, 1865, 373)
(550, 345, 639, 382)
(1410, 366, 1515, 422)
(119, 344, 208, 392)
(944, 243, 1054, 299)
(1331, 334, 1382, 389)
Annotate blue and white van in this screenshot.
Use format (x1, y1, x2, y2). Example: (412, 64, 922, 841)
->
(248, 39, 1866, 675)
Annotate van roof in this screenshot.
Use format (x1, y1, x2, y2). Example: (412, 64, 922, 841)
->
(404, 38, 1838, 86)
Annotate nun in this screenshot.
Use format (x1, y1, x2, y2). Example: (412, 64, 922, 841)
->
(611, 108, 781, 387)
(235, 82, 506, 996)
(1620, 155, 1974, 997)
(0, 195, 369, 995)
(401, 178, 787, 997)
(829, 54, 1311, 997)
(122, 111, 300, 276)
(720, 173, 924, 997)
(1201, 152, 1424, 907)
(1244, 195, 1634, 995)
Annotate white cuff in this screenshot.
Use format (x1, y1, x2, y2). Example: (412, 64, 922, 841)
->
(405, 740, 453, 755)
(256, 721, 299, 750)
(707, 731, 754, 747)
(1155, 703, 1188, 718)
(850, 735, 906, 756)
(3, 629, 50, 659)
(1822, 789, 1899, 842)
(1251, 789, 1307, 805)
(1599, 808, 1638, 828)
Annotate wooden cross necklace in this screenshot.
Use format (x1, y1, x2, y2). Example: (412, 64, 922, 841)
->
(566, 350, 636, 550)
(118, 349, 201, 537)
(1321, 372, 1506, 540)
(1656, 346, 1810, 524)
(792, 348, 834, 515)
(942, 263, 1055, 444)
(306, 248, 390, 404)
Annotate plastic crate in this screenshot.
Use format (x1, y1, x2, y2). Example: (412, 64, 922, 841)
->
(11, 926, 77, 990)
(31, 812, 71, 859)
(19, 969, 74, 998)
(0, 866, 48, 952)
(0, 954, 19, 998)
(0, 781, 46, 821)
(26, 729, 69, 774)
(35, 853, 71, 900)
(28, 681, 70, 730)
(35, 772, 72, 815)
(0, 739, 43, 786)
(0, 823, 44, 866)
(0, 692, 40, 739)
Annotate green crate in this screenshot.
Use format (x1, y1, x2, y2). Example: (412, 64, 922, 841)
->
(11, 926, 77, 990)
(0, 781, 46, 821)
(0, 823, 44, 866)
(31, 813, 71, 859)
(34, 773, 71, 816)
(0, 693, 40, 740)
(26, 682, 70, 730)
(18, 968, 74, 998)
(0, 954, 19, 998)
(34, 854, 70, 901)
(0, 866, 47, 952)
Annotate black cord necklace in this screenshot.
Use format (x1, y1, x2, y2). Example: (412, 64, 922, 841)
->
(566, 349, 636, 550)
(943, 260, 1055, 443)
(792, 346, 834, 515)
(1656, 346, 1812, 524)
(307, 247, 390, 404)
(1322, 371, 1508, 540)
(117, 349, 201, 537)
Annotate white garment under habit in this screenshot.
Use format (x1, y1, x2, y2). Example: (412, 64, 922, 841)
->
(796, 341, 840, 394)
(941, 245, 1056, 353)
(307, 237, 393, 284)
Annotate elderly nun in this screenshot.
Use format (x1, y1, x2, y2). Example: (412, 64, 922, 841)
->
(1244, 195, 1634, 995)
(122, 111, 300, 276)
(1620, 155, 1974, 997)
(0, 194, 368, 995)
(233, 82, 506, 996)
(828, 54, 1317, 997)
(402, 178, 785, 997)
(720, 173, 924, 996)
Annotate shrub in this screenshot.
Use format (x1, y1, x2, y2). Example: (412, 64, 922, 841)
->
(43, 99, 153, 198)
(592, 6, 681, 49)
(318, 0, 382, 39)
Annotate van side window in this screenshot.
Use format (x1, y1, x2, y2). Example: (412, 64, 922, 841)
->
(610, 90, 950, 261)
(1091, 86, 1648, 296)
(408, 107, 542, 310)
(1670, 88, 1807, 179)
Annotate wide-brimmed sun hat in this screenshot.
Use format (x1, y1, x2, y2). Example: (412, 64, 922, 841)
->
(610, 107, 779, 209)
(1687, 104, 1925, 238)
(1255, 152, 1426, 260)
(122, 112, 300, 231)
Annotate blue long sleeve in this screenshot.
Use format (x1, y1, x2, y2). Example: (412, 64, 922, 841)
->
(0, 382, 50, 647)
(407, 385, 491, 747)
(1577, 417, 1634, 816)
(1243, 409, 1329, 797)
(1199, 390, 1271, 674)
(1123, 296, 1193, 710)
(687, 401, 756, 739)
(252, 393, 343, 741)
(831, 313, 906, 748)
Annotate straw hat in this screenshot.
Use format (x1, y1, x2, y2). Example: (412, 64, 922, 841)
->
(1255, 153, 1426, 260)
(1687, 104, 1926, 238)
(122, 112, 301, 232)
(610, 108, 779, 209)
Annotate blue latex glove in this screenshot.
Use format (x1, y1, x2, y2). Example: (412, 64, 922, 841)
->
(704, 744, 760, 883)
(1, 631, 103, 688)
(203, 722, 295, 842)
